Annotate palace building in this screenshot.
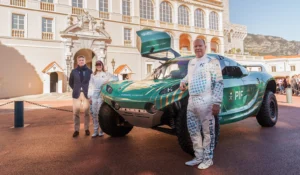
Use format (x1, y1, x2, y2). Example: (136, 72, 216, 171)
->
(0, 0, 247, 98)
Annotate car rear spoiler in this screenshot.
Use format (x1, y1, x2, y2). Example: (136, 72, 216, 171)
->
(136, 29, 181, 61)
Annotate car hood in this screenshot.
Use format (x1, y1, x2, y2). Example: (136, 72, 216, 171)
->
(104, 79, 181, 100)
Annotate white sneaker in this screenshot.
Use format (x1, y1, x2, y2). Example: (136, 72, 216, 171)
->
(198, 159, 213, 169)
(98, 131, 104, 137)
(91, 133, 98, 138)
(185, 157, 203, 166)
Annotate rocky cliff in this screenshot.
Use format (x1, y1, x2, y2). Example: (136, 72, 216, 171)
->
(244, 34, 300, 56)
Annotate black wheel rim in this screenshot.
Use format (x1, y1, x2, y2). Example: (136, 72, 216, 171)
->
(270, 100, 277, 120)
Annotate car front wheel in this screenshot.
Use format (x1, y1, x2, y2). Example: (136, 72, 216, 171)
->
(99, 103, 133, 137)
(256, 91, 278, 127)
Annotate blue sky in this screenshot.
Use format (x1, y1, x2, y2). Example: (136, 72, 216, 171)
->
(230, 0, 300, 41)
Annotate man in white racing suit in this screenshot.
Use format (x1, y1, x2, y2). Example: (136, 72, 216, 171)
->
(180, 39, 223, 169)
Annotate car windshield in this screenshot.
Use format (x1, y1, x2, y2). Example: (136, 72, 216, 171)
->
(145, 60, 189, 80)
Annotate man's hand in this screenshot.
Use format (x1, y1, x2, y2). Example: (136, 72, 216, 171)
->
(212, 104, 220, 116)
(179, 82, 187, 91)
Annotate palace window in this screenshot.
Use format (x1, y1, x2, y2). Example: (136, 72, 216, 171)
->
(42, 18, 53, 40)
(122, 0, 131, 16)
(194, 9, 204, 28)
(41, 0, 53, 2)
(124, 28, 132, 46)
(72, 0, 82, 8)
(140, 0, 154, 20)
(160, 1, 172, 23)
(271, 66, 276, 72)
(42, 18, 53, 33)
(12, 14, 25, 38)
(99, 0, 108, 12)
(146, 63, 153, 74)
(291, 65, 296, 71)
(178, 5, 189, 26)
(209, 11, 219, 30)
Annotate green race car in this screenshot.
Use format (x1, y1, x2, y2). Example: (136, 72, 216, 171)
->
(99, 30, 278, 155)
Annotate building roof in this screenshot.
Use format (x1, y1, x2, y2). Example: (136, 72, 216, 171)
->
(264, 55, 300, 59)
(42, 61, 64, 73)
(114, 64, 132, 74)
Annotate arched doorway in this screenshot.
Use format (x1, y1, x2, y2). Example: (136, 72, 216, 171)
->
(179, 33, 192, 55)
(50, 72, 58, 93)
(211, 37, 220, 53)
(73, 49, 97, 70)
(196, 35, 206, 43)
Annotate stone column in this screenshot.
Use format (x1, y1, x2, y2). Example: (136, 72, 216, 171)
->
(219, 37, 225, 55)
(206, 36, 212, 53)
(65, 55, 72, 92)
(174, 37, 180, 53)
(96, 41, 107, 65)
(174, 1, 178, 27)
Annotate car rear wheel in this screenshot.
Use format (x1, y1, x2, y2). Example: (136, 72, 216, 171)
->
(99, 103, 133, 137)
(256, 91, 278, 127)
(175, 97, 220, 156)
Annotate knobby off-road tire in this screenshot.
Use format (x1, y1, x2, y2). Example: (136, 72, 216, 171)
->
(99, 103, 133, 137)
(256, 91, 278, 127)
(175, 97, 220, 155)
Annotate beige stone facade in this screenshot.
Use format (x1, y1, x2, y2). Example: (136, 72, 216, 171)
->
(0, 0, 237, 98)
(222, 0, 247, 54)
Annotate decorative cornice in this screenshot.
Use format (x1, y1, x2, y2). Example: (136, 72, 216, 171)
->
(175, 0, 223, 11)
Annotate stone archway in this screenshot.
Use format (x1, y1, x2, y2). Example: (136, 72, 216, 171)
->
(179, 33, 192, 55)
(211, 37, 220, 53)
(73, 49, 97, 70)
(60, 10, 111, 91)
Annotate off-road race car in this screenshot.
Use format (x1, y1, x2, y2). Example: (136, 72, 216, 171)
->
(99, 30, 278, 155)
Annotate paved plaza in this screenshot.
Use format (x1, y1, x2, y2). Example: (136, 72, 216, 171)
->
(0, 94, 300, 175)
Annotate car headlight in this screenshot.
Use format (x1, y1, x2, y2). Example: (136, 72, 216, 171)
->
(159, 84, 180, 95)
(145, 103, 158, 114)
(106, 85, 113, 94)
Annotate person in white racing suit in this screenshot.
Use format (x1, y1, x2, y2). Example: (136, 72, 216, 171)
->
(180, 39, 223, 169)
(88, 60, 118, 138)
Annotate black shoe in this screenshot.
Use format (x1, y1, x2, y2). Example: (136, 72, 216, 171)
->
(85, 130, 90, 136)
(73, 131, 79, 137)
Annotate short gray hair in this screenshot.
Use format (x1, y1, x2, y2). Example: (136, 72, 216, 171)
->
(77, 55, 86, 60)
(194, 38, 206, 46)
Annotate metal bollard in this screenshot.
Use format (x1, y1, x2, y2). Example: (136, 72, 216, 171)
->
(286, 88, 292, 104)
(14, 101, 24, 128)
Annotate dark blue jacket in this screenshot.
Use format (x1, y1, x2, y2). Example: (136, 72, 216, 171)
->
(69, 65, 93, 99)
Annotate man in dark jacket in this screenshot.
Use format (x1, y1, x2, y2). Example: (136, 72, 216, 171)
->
(69, 55, 93, 137)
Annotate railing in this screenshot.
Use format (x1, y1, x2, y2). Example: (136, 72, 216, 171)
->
(140, 18, 155, 26)
(208, 29, 222, 36)
(40, 1, 54, 11)
(195, 27, 206, 34)
(12, 29, 25, 38)
(42, 32, 53, 40)
(178, 24, 191, 32)
(124, 40, 132, 47)
(72, 7, 84, 15)
(225, 54, 264, 60)
(122, 15, 132, 23)
(160, 22, 174, 29)
(100, 12, 109, 19)
(10, 0, 26, 7)
(180, 50, 193, 56)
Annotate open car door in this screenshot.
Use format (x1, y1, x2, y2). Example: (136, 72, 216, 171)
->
(136, 29, 181, 61)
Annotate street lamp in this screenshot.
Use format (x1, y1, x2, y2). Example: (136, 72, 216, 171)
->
(111, 58, 116, 73)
